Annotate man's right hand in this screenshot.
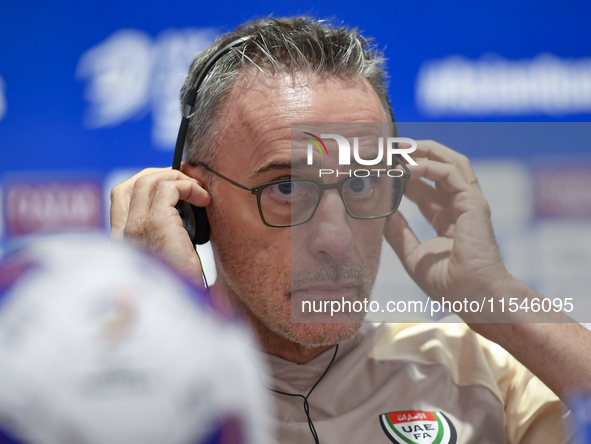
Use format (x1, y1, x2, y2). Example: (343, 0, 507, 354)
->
(110, 167, 211, 283)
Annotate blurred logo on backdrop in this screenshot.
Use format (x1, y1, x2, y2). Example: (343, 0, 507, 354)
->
(3, 178, 103, 238)
(416, 53, 591, 117)
(76, 28, 217, 149)
(0, 75, 6, 122)
(535, 166, 591, 218)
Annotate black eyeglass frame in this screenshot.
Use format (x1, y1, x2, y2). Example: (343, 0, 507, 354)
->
(191, 160, 411, 228)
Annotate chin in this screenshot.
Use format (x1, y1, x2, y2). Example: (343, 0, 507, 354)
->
(275, 321, 362, 348)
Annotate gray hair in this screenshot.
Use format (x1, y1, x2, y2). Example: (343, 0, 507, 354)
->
(180, 17, 394, 166)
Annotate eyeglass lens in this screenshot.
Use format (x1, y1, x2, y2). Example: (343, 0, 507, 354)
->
(259, 175, 404, 227)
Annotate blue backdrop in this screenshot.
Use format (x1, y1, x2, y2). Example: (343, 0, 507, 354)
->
(1, 0, 590, 174)
(0, 0, 590, 248)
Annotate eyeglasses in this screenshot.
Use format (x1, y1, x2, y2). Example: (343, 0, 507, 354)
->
(192, 161, 410, 228)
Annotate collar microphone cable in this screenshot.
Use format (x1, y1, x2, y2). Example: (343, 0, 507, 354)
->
(198, 248, 338, 443)
(263, 344, 339, 444)
(198, 253, 338, 443)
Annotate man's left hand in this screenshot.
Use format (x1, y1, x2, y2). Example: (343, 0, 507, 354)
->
(384, 140, 591, 399)
(384, 140, 511, 309)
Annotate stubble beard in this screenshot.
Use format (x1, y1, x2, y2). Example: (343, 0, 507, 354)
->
(209, 198, 383, 349)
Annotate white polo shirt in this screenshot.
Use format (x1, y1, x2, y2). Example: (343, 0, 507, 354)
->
(262, 320, 569, 444)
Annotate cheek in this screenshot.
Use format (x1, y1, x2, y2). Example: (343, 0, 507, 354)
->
(209, 202, 292, 303)
(357, 219, 384, 249)
(355, 219, 384, 271)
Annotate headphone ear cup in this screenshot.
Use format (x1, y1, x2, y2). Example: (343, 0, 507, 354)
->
(175, 201, 210, 246)
(175, 200, 211, 246)
(190, 204, 211, 245)
(176, 200, 197, 245)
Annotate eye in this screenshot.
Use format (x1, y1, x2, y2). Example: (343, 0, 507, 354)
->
(277, 182, 293, 196)
(263, 180, 319, 207)
(267, 181, 310, 202)
(345, 177, 373, 196)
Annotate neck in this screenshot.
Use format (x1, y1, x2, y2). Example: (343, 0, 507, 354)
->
(246, 310, 333, 364)
(211, 282, 332, 364)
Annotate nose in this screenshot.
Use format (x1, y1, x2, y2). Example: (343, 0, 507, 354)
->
(303, 189, 354, 262)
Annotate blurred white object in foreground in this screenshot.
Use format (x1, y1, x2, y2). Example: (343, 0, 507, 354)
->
(0, 239, 269, 444)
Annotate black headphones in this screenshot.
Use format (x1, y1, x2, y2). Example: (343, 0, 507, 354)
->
(172, 36, 252, 246)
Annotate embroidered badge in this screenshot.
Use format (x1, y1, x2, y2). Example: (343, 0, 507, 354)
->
(379, 410, 457, 444)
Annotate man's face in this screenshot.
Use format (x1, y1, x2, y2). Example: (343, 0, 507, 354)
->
(205, 71, 387, 347)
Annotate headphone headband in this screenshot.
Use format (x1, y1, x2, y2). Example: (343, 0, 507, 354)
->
(173, 35, 252, 170)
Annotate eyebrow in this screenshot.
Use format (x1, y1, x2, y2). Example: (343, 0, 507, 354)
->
(249, 157, 395, 180)
(250, 158, 310, 179)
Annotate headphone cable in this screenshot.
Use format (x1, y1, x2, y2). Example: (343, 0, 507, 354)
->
(195, 248, 210, 299)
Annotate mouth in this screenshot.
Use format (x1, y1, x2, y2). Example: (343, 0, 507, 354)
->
(290, 281, 360, 300)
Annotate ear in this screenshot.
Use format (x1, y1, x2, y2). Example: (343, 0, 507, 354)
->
(181, 161, 207, 189)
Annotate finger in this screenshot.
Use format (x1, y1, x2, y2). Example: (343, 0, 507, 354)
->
(126, 170, 207, 230)
(408, 158, 473, 195)
(124, 180, 197, 245)
(129, 170, 191, 212)
(111, 183, 129, 240)
(151, 179, 211, 214)
(384, 211, 420, 264)
(404, 180, 455, 237)
(110, 168, 168, 240)
(414, 140, 476, 182)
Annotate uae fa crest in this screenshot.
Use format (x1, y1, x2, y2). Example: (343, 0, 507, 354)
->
(379, 410, 457, 444)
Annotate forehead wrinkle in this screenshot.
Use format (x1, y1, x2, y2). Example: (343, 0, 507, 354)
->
(222, 69, 313, 133)
(222, 70, 385, 138)
(215, 71, 388, 176)
(218, 77, 306, 161)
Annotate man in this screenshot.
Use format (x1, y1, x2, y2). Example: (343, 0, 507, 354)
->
(111, 17, 591, 443)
